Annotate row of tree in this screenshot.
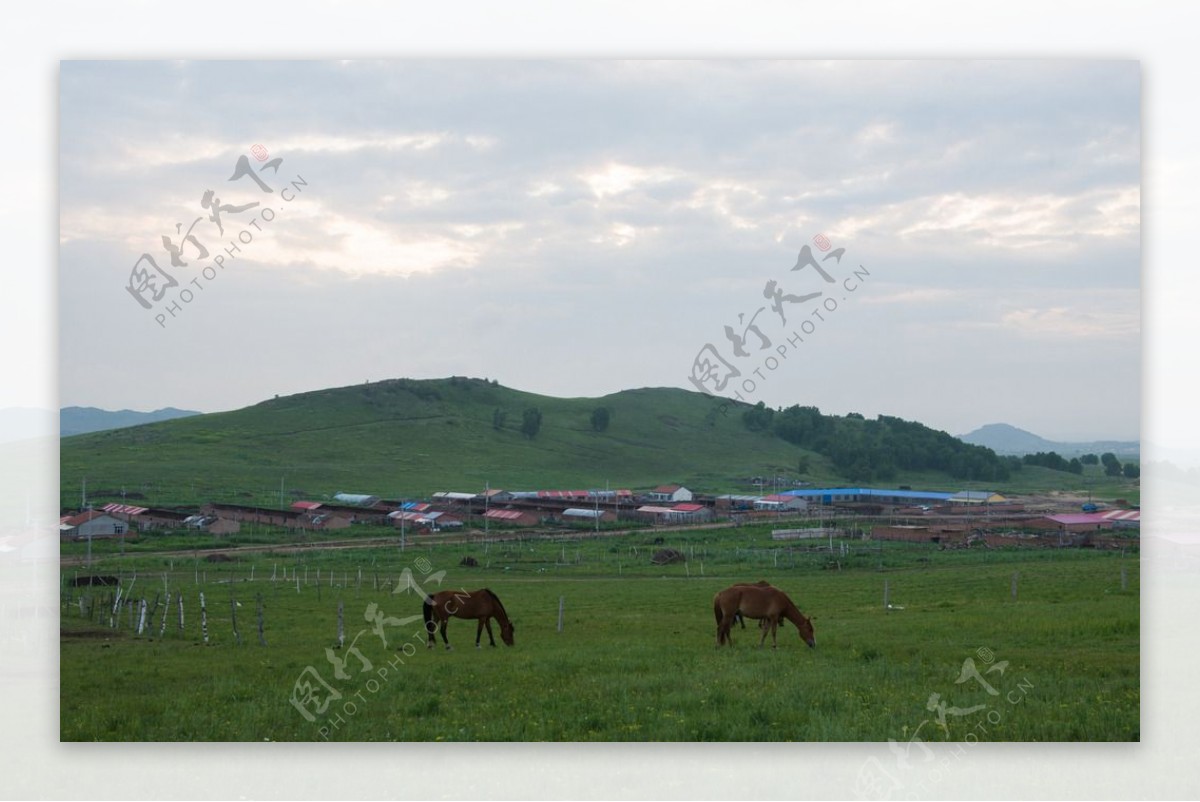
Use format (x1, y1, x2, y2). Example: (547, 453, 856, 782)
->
(1027, 450, 1139, 478)
(744, 403, 1013, 483)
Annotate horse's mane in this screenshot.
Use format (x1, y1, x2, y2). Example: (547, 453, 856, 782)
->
(483, 587, 509, 620)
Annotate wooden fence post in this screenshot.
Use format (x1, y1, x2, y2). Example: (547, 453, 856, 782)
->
(200, 592, 209, 644)
(256, 593, 267, 647)
(161, 591, 170, 638)
(230, 595, 241, 646)
(337, 601, 345, 649)
(557, 597, 565, 632)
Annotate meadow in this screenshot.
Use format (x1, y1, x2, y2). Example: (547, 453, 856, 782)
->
(59, 527, 1139, 742)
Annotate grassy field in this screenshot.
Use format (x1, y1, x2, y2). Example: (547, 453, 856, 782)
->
(59, 527, 1139, 742)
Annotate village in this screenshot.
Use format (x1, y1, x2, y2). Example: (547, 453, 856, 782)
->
(60, 481, 1140, 551)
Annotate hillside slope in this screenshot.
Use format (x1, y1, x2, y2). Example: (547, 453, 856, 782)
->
(60, 378, 826, 507)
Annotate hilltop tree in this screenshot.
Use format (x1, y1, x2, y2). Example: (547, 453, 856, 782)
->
(520, 407, 543, 439)
(742, 401, 774, 432)
(591, 406, 611, 432)
(1081, 453, 1099, 465)
(1102, 452, 1123, 476)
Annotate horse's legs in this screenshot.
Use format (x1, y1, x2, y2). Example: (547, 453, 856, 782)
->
(439, 619, 451, 650)
(758, 618, 771, 648)
(484, 618, 496, 647)
(475, 619, 485, 648)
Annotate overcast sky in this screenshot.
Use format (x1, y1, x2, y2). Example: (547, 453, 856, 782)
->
(58, 60, 1140, 441)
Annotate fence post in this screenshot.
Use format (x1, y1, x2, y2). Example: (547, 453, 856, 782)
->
(230, 595, 241, 646)
(177, 594, 184, 633)
(884, 580, 890, 611)
(337, 601, 345, 649)
(257, 593, 267, 646)
(200, 592, 209, 644)
(161, 591, 171, 638)
(136, 599, 148, 635)
(557, 597, 565, 632)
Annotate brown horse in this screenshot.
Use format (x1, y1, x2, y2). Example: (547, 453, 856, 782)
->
(423, 588, 514, 650)
(713, 583, 814, 649)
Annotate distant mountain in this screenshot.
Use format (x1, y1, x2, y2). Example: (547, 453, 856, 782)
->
(60, 406, 201, 437)
(959, 423, 1139, 458)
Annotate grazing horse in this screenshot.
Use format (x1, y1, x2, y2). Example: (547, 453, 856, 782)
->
(423, 588, 514, 650)
(713, 584, 815, 649)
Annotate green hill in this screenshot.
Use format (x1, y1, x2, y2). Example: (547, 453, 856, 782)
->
(60, 378, 831, 508)
(59, 376, 1136, 510)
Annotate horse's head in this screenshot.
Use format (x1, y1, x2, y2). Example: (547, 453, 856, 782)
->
(797, 614, 815, 648)
(501, 619, 515, 646)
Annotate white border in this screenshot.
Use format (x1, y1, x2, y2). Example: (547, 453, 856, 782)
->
(4, 2, 1194, 799)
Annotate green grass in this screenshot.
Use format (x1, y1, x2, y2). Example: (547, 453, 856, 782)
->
(60, 531, 1139, 742)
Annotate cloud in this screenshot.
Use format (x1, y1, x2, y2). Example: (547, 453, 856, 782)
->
(831, 185, 1138, 252)
(1000, 306, 1140, 339)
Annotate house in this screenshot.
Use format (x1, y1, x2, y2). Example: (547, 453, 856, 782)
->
(59, 511, 129, 540)
(202, 503, 349, 531)
(715, 494, 762, 512)
(644, 484, 693, 503)
(481, 509, 541, 527)
(755, 494, 808, 512)
(635, 503, 713, 525)
(947, 491, 1008, 506)
(1025, 514, 1115, 534)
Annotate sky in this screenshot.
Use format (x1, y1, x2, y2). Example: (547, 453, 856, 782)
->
(57, 59, 1140, 442)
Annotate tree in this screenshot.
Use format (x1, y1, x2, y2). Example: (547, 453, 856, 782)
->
(590, 406, 611, 433)
(492, 408, 507, 431)
(1122, 462, 1140, 479)
(520, 407, 543, 439)
(1068, 457, 1083, 475)
(797, 456, 811, 475)
(1081, 453, 1099, 465)
(742, 401, 774, 432)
